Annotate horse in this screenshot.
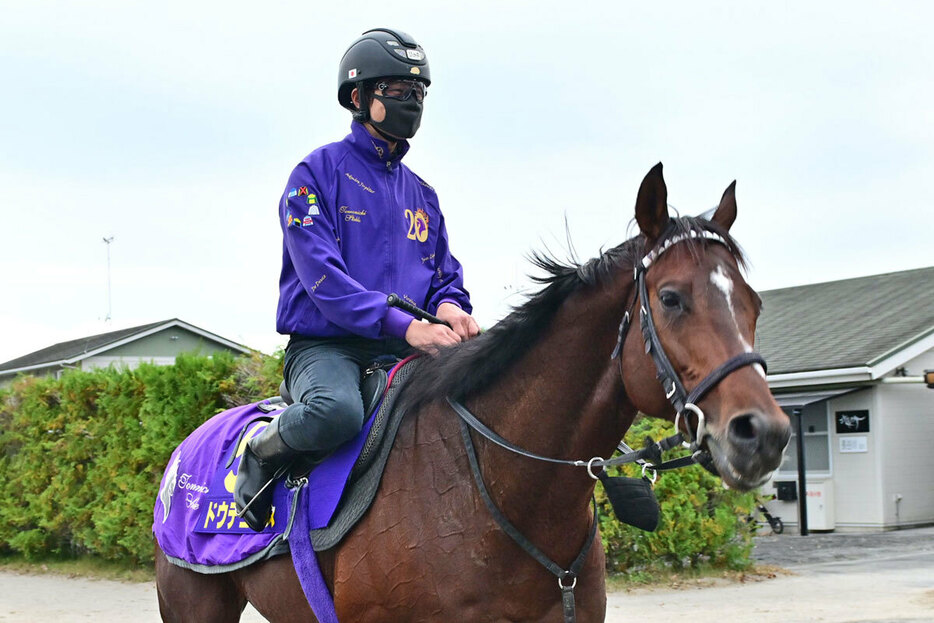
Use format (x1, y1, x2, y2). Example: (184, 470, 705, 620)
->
(155, 163, 792, 622)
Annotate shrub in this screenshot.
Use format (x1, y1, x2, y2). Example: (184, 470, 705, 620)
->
(596, 415, 756, 576)
(0, 352, 282, 563)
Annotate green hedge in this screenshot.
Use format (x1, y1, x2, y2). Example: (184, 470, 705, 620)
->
(0, 354, 754, 571)
(597, 416, 756, 576)
(0, 352, 281, 563)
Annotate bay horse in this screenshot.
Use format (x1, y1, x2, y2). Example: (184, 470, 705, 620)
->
(155, 163, 791, 622)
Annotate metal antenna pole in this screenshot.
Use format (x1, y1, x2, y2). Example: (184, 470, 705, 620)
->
(102, 236, 114, 322)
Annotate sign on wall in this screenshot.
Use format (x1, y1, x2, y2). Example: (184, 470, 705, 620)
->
(840, 436, 868, 453)
(835, 410, 869, 434)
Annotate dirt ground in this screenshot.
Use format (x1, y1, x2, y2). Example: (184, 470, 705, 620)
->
(2, 526, 933, 622)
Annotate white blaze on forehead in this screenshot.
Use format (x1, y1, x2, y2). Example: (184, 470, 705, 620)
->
(710, 264, 766, 378)
(710, 264, 735, 308)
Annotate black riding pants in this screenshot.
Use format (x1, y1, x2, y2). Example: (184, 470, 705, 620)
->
(277, 335, 412, 453)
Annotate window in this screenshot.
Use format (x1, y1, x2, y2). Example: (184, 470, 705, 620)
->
(778, 401, 831, 474)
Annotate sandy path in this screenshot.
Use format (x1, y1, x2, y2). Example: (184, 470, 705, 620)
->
(2, 534, 932, 622)
(609, 550, 934, 623)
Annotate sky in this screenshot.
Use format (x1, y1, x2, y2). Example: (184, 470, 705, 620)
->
(1, 1, 932, 363)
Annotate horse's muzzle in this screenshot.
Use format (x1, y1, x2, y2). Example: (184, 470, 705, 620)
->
(707, 409, 792, 490)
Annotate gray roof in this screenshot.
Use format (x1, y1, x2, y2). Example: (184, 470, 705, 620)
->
(755, 266, 934, 375)
(0, 319, 251, 374)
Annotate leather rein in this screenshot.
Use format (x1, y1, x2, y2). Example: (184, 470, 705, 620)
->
(446, 227, 767, 623)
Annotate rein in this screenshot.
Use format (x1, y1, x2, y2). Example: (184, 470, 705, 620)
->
(446, 226, 768, 623)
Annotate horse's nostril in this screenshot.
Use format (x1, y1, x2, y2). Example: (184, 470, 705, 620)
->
(729, 413, 757, 442)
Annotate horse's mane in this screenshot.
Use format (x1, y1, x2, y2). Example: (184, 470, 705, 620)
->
(398, 216, 746, 410)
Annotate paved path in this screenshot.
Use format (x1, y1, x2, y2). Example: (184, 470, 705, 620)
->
(2, 527, 933, 622)
(608, 526, 934, 623)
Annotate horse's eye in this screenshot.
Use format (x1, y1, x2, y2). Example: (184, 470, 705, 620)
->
(659, 290, 682, 310)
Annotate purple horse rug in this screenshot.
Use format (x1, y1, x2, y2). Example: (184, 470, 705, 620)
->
(153, 400, 297, 572)
(153, 356, 419, 622)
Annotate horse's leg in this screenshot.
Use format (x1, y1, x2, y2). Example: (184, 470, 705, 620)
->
(155, 546, 247, 623)
(233, 553, 318, 623)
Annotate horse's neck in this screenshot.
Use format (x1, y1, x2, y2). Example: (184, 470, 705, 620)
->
(465, 277, 637, 547)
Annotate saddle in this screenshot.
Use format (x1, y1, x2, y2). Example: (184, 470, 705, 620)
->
(275, 362, 389, 418)
(256, 360, 394, 479)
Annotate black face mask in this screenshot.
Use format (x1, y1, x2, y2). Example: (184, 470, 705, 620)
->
(370, 93, 423, 140)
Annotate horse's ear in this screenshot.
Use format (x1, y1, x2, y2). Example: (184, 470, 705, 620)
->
(712, 180, 737, 231)
(635, 162, 670, 246)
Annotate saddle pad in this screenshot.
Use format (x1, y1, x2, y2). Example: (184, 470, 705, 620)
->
(154, 356, 417, 573)
(153, 401, 296, 571)
(308, 355, 419, 550)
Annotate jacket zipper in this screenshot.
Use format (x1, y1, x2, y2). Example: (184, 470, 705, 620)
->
(385, 159, 395, 297)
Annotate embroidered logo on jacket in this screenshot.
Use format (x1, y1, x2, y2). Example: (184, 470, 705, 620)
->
(339, 206, 367, 223)
(405, 208, 429, 242)
(344, 172, 375, 194)
(287, 212, 313, 228)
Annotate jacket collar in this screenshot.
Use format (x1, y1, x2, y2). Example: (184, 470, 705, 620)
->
(347, 121, 410, 167)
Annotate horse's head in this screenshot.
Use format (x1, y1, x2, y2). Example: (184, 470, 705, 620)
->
(620, 163, 791, 491)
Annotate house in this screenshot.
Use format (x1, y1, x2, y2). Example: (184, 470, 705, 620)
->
(756, 266, 934, 532)
(0, 319, 254, 387)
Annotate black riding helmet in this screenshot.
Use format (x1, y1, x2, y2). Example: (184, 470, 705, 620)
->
(338, 28, 431, 121)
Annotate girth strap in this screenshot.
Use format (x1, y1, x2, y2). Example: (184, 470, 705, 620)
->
(458, 417, 597, 623)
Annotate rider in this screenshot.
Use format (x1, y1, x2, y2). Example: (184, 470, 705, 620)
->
(234, 28, 480, 531)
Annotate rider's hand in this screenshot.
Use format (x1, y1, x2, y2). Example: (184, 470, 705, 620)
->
(436, 303, 480, 341)
(404, 320, 461, 355)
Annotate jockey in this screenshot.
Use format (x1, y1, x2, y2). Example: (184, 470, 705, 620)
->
(235, 28, 479, 531)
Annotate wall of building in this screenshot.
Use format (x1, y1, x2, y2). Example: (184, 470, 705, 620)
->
(767, 389, 883, 531)
(1, 327, 248, 383)
(0, 366, 60, 389)
(902, 349, 934, 376)
(828, 388, 883, 528)
(81, 355, 177, 371)
(766, 346, 934, 532)
(877, 350, 934, 527)
(79, 327, 238, 372)
(100, 327, 235, 358)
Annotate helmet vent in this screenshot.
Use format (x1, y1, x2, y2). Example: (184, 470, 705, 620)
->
(363, 27, 417, 48)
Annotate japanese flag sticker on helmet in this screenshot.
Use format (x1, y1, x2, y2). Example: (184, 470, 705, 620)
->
(348, 68, 358, 79)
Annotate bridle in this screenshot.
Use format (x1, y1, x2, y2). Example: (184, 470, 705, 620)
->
(450, 226, 768, 479)
(610, 227, 767, 470)
(446, 225, 768, 623)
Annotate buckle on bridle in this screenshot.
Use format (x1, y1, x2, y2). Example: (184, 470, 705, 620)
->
(586, 457, 603, 481)
(674, 403, 707, 448)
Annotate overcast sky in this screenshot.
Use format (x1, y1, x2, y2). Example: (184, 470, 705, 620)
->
(1, 1, 932, 363)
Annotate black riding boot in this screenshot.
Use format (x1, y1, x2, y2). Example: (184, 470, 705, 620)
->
(234, 416, 297, 532)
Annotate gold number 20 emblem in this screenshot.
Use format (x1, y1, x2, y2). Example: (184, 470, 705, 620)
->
(404, 208, 429, 243)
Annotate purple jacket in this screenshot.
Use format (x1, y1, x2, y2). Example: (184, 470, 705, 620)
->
(276, 122, 471, 339)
